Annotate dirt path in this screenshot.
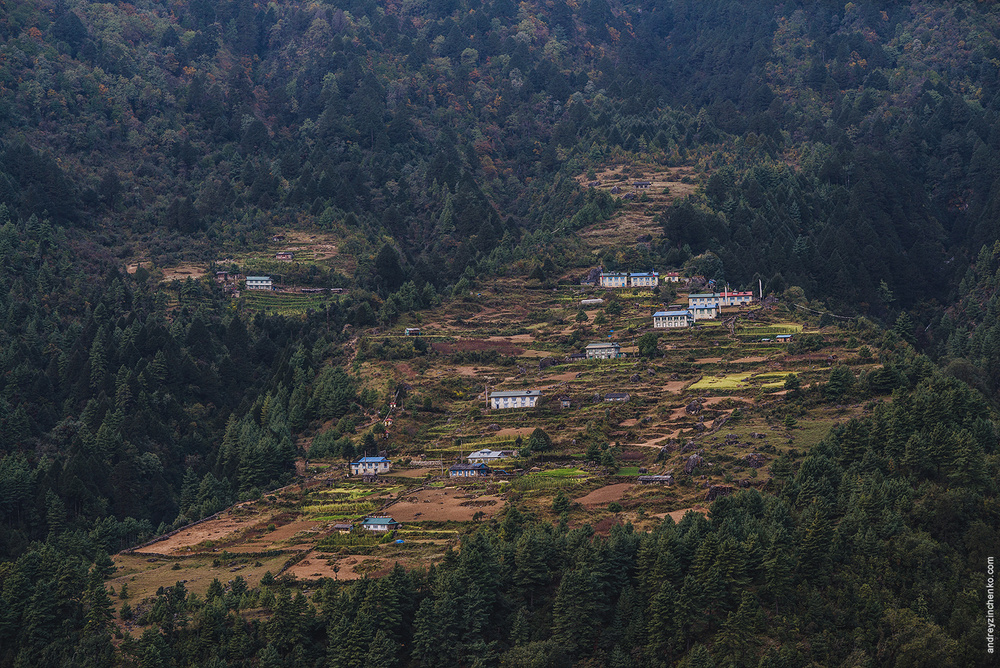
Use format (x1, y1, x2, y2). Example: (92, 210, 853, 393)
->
(632, 434, 676, 447)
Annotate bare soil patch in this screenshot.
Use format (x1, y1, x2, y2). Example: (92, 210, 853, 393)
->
(433, 339, 525, 355)
(665, 506, 708, 523)
(731, 356, 769, 363)
(486, 334, 534, 343)
(395, 362, 418, 379)
(387, 488, 505, 522)
(160, 263, 207, 282)
(632, 435, 674, 448)
(255, 519, 322, 545)
(385, 468, 437, 478)
(283, 230, 341, 262)
(695, 357, 723, 364)
(133, 510, 271, 555)
(662, 380, 689, 393)
(109, 553, 288, 601)
(286, 550, 393, 581)
(575, 483, 633, 507)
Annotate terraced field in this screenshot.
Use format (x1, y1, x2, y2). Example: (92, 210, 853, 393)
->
(115, 277, 876, 599)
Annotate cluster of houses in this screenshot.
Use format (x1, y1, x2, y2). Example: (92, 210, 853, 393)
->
(594, 270, 685, 288)
(448, 448, 517, 477)
(350, 450, 518, 482)
(650, 290, 758, 328)
(337, 456, 402, 531)
(598, 271, 660, 288)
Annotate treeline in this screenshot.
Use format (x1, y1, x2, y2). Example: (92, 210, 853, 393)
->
(926, 240, 1000, 406)
(8, 0, 1000, 305)
(5, 363, 995, 667)
(0, 211, 398, 559)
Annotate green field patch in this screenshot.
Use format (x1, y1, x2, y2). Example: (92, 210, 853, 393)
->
(738, 323, 803, 336)
(788, 419, 838, 450)
(510, 468, 590, 491)
(315, 531, 395, 551)
(302, 500, 377, 516)
(689, 372, 756, 390)
(454, 436, 518, 450)
(534, 467, 588, 477)
(242, 291, 331, 315)
(754, 373, 791, 388)
(689, 371, 791, 391)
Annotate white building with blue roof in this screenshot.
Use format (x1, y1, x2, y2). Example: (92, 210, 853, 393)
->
(652, 310, 694, 328)
(350, 456, 392, 476)
(361, 516, 400, 532)
(629, 271, 659, 287)
(687, 293, 721, 320)
(599, 272, 629, 288)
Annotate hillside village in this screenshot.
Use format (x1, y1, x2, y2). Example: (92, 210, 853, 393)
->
(112, 267, 864, 603)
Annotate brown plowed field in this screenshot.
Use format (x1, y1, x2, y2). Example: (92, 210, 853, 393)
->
(133, 510, 272, 555)
(387, 488, 505, 522)
(575, 483, 633, 507)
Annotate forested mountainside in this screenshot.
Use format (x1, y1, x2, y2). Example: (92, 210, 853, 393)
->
(3, 352, 998, 668)
(1, 0, 1000, 666)
(2, 0, 1000, 306)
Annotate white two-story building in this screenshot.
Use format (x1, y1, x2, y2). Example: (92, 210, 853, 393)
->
(246, 276, 273, 290)
(599, 272, 629, 288)
(688, 293, 721, 320)
(629, 272, 659, 287)
(586, 342, 622, 359)
(653, 310, 694, 328)
(719, 291, 754, 307)
(489, 390, 542, 410)
(350, 456, 392, 476)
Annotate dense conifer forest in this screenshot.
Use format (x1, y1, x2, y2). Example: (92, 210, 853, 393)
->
(1, 0, 999, 665)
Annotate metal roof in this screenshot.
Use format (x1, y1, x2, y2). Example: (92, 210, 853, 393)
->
(490, 390, 541, 397)
(246, 275, 272, 281)
(653, 310, 692, 317)
(586, 341, 620, 348)
(362, 517, 398, 525)
(354, 456, 390, 463)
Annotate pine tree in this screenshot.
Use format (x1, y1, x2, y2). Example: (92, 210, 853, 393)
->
(551, 568, 596, 654)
